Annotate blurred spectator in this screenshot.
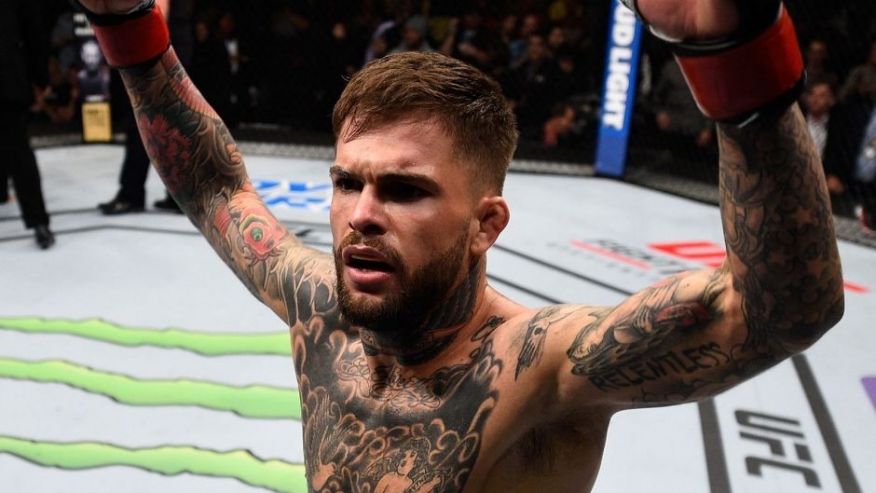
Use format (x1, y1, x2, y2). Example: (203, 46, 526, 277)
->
(50, 11, 78, 73)
(364, 1, 414, 63)
(804, 39, 839, 89)
(258, 5, 318, 126)
(853, 106, 876, 233)
(802, 79, 853, 214)
(823, 90, 875, 219)
(77, 40, 110, 101)
(546, 25, 568, 54)
(216, 11, 251, 126)
(839, 41, 876, 103)
(499, 14, 518, 46)
(41, 55, 79, 124)
(551, 46, 590, 101)
(802, 80, 836, 159)
(389, 15, 434, 54)
(315, 19, 365, 130)
(508, 13, 541, 69)
(0, 0, 54, 248)
(506, 33, 560, 139)
(650, 59, 714, 150)
(543, 103, 576, 147)
(189, 17, 232, 120)
(440, 9, 506, 75)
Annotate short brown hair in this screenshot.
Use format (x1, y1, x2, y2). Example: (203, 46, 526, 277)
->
(332, 52, 518, 194)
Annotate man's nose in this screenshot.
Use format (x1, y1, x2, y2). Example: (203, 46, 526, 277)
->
(348, 187, 386, 235)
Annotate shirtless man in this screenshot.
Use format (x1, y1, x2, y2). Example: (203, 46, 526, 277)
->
(78, 0, 844, 491)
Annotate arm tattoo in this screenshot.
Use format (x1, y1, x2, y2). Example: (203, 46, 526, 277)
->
(566, 272, 730, 402)
(514, 306, 572, 380)
(718, 106, 843, 353)
(121, 49, 328, 325)
(564, 105, 844, 405)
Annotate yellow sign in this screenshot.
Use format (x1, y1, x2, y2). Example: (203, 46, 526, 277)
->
(81, 101, 112, 142)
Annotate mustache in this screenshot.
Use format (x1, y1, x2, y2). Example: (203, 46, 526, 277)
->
(336, 231, 403, 268)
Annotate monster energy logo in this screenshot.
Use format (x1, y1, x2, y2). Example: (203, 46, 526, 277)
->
(0, 317, 308, 492)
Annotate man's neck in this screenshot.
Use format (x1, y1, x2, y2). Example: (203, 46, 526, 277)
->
(358, 262, 490, 368)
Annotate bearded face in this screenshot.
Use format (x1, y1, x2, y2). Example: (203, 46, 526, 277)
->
(334, 225, 470, 333)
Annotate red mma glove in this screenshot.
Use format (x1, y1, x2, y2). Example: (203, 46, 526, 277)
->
(622, 0, 804, 126)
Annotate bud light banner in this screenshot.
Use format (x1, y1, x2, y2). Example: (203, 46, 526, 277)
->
(595, 0, 643, 177)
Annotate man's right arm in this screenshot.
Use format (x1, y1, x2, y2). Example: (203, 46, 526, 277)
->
(122, 46, 338, 326)
(74, 0, 339, 327)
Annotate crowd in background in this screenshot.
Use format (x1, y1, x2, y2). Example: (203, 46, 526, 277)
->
(18, 0, 876, 232)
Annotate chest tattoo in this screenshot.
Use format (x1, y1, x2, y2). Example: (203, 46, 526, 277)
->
(296, 316, 506, 492)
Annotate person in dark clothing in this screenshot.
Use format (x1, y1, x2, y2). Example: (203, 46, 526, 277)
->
(0, 0, 54, 248)
(853, 105, 876, 232)
(822, 93, 875, 220)
(189, 17, 232, 121)
(440, 9, 508, 77)
(97, 0, 193, 215)
(506, 33, 562, 140)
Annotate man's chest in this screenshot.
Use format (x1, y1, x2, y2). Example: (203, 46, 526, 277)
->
(295, 329, 506, 492)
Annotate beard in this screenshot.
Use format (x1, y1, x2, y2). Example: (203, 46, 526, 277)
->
(334, 226, 471, 333)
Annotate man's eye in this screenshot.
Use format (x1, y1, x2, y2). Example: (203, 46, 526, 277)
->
(384, 183, 427, 202)
(334, 178, 361, 192)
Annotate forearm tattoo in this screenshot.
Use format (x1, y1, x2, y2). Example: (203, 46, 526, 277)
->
(717, 106, 844, 352)
(121, 49, 309, 321)
(565, 105, 843, 405)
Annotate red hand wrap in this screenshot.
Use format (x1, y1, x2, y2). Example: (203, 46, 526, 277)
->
(675, 6, 803, 123)
(91, 7, 170, 69)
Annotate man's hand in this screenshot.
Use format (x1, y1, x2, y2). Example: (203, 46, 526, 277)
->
(629, 0, 741, 40)
(76, 0, 145, 15)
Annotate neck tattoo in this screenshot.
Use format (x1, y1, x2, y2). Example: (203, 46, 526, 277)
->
(360, 261, 482, 365)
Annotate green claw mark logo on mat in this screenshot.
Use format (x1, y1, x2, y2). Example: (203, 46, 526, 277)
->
(0, 317, 307, 492)
(0, 357, 301, 419)
(0, 317, 292, 356)
(0, 435, 308, 493)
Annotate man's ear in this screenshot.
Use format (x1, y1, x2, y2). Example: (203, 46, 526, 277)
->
(470, 196, 510, 257)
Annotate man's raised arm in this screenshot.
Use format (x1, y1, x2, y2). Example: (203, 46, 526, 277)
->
(516, 0, 844, 411)
(80, 0, 336, 325)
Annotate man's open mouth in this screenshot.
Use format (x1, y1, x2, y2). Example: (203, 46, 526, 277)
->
(347, 255, 395, 273)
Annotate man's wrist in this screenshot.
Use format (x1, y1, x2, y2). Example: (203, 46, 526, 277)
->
(673, 4, 804, 126)
(74, 0, 170, 69)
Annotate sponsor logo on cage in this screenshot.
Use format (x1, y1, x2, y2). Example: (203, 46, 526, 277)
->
(254, 179, 331, 211)
(602, 3, 639, 131)
(566, 239, 870, 294)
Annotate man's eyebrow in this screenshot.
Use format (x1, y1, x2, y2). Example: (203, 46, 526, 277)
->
(379, 171, 438, 188)
(329, 165, 439, 189)
(328, 165, 353, 178)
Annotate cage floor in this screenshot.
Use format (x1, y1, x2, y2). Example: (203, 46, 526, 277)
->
(1, 145, 873, 493)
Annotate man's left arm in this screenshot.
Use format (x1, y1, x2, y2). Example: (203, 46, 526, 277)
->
(511, 2, 844, 412)
(514, 104, 844, 412)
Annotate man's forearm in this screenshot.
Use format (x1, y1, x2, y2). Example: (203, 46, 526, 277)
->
(120, 48, 246, 223)
(717, 104, 844, 353)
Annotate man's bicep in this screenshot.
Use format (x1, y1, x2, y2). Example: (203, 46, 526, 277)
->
(201, 186, 337, 326)
(549, 268, 788, 411)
